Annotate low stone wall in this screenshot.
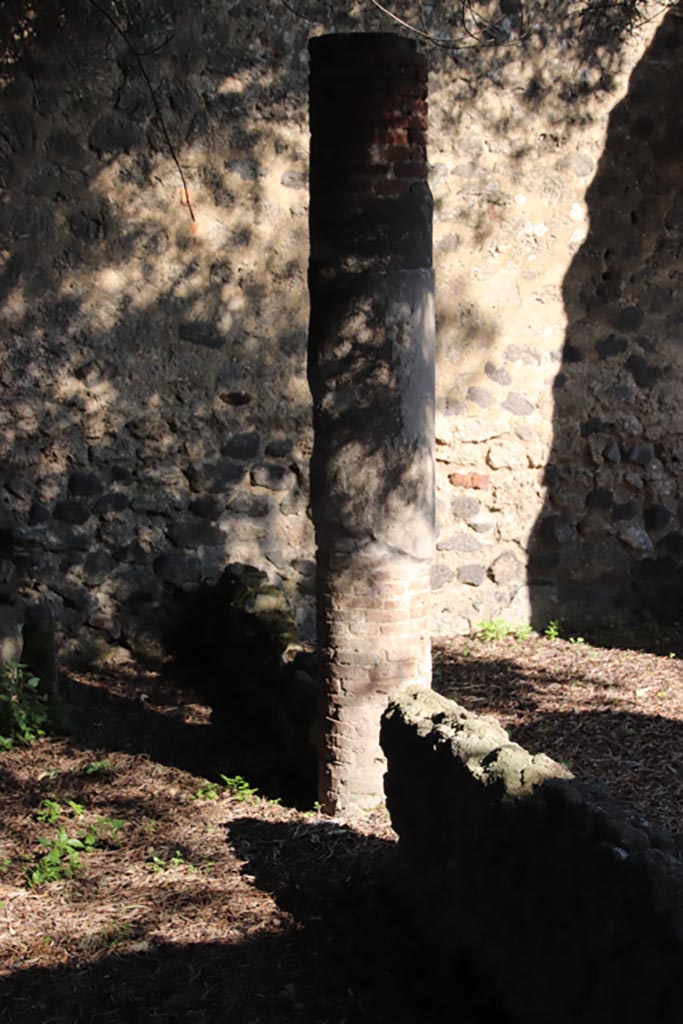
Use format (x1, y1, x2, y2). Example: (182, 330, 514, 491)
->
(381, 688, 683, 1024)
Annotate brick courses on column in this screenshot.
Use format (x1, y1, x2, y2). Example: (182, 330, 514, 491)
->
(308, 33, 435, 813)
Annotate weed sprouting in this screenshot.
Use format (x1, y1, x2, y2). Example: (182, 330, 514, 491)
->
(36, 799, 62, 825)
(0, 663, 49, 750)
(475, 619, 511, 642)
(146, 849, 192, 873)
(26, 812, 125, 887)
(544, 619, 561, 641)
(84, 759, 114, 776)
(474, 620, 535, 643)
(192, 774, 259, 802)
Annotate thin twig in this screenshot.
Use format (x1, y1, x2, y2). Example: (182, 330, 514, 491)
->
(278, 0, 325, 23)
(368, 0, 524, 50)
(136, 33, 176, 58)
(86, 0, 195, 223)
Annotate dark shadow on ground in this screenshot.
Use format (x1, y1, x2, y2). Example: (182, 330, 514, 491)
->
(54, 560, 320, 808)
(0, 814, 512, 1024)
(60, 668, 216, 778)
(163, 564, 318, 809)
(433, 643, 683, 836)
(528, 6, 683, 634)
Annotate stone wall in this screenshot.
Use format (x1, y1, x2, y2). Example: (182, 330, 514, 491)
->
(0, 0, 680, 665)
(381, 687, 683, 1024)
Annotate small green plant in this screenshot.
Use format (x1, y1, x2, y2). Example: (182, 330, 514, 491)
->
(26, 814, 125, 887)
(0, 855, 11, 875)
(475, 619, 510, 642)
(544, 619, 561, 641)
(0, 662, 49, 750)
(193, 774, 259, 802)
(36, 799, 63, 825)
(94, 815, 125, 845)
(147, 849, 190, 873)
(513, 624, 534, 641)
(193, 781, 222, 801)
(568, 635, 585, 646)
(146, 853, 167, 873)
(27, 828, 86, 886)
(36, 798, 85, 825)
(84, 759, 113, 776)
(220, 774, 258, 801)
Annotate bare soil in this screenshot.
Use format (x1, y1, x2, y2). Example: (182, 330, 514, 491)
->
(2, 633, 682, 1022)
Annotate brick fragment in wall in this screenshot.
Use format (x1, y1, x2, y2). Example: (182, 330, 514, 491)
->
(448, 472, 490, 490)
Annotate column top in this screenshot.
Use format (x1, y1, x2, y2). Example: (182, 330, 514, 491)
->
(309, 32, 423, 62)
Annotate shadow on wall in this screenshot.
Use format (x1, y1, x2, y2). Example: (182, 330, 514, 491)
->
(166, 562, 319, 808)
(528, 5, 683, 633)
(0, 0, 317, 664)
(0, 0, 676, 668)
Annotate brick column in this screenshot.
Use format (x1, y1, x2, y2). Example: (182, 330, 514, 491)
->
(308, 33, 435, 814)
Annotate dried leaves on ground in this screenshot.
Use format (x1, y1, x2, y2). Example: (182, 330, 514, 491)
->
(2, 633, 682, 1022)
(434, 633, 683, 837)
(0, 662, 506, 1024)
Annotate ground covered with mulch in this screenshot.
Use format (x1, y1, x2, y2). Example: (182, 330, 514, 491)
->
(435, 629, 683, 837)
(1, 631, 682, 1022)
